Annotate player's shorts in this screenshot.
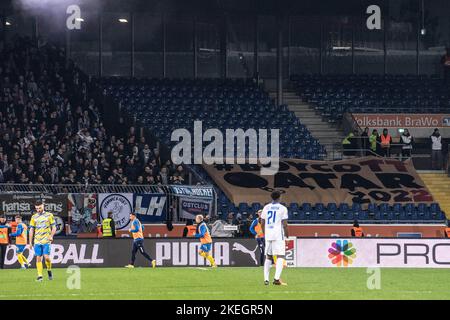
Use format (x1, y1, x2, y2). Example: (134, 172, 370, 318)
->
(16, 245, 26, 254)
(34, 244, 51, 256)
(264, 239, 285, 256)
(199, 243, 212, 253)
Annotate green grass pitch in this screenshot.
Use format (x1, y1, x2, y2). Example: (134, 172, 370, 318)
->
(1, 267, 450, 300)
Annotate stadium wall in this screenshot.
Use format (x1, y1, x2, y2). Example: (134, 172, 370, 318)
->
(352, 114, 450, 138)
(119, 223, 447, 238)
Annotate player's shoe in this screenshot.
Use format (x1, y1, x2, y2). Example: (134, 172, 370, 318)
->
(20, 265, 26, 270)
(151, 260, 156, 268)
(36, 276, 43, 282)
(264, 280, 270, 285)
(124, 264, 135, 268)
(27, 264, 32, 269)
(48, 271, 53, 280)
(211, 264, 217, 268)
(273, 279, 287, 286)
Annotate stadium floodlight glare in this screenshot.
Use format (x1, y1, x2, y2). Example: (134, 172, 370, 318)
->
(332, 46, 351, 50)
(420, 28, 426, 35)
(118, 18, 128, 23)
(5, 21, 11, 26)
(75, 18, 84, 22)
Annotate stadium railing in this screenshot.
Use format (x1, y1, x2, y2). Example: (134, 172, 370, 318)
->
(340, 111, 445, 168)
(0, 184, 177, 194)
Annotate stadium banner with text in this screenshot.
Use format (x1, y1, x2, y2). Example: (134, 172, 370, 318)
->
(67, 193, 98, 235)
(0, 193, 67, 217)
(169, 185, 215, 199)
(179, 197, 213, 220)
(296, 238, 450, 268)
(203, 156, 433, 206)
(353, 113, 450, 128)
(133, 193, 167, 222)
(98, 193, 134, 230)
(3, 238, 295, 268)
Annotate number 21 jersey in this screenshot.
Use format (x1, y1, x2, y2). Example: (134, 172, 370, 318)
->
(260, 202, 288, 241)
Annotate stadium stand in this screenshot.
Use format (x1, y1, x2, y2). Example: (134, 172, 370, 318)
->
(0, 37, 446, 225)
(216, 201, 446, 224)
(291, 74, 450, 122)
(97, 75, 447, 224)
(100, 78, 327, 160)
(0, 36, 186, 185)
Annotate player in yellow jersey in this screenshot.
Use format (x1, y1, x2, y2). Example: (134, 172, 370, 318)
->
(194, 215, 216, 268)
(28, 200, 56, 282)
(10, 215, 31, 269)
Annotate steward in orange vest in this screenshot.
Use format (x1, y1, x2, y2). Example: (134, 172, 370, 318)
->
(183, 220, 197, 237)
(379, 129, 392, 157)
(0, 214, 11, 269)
(351, 220, 364, 237)
(444, 222, 450, 238)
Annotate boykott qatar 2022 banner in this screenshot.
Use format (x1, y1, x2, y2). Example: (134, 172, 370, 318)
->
(203, 156, 434, 206)
(296, 238, 450, 268)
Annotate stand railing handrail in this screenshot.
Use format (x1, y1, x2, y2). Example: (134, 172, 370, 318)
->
(0, 183, 214, 194)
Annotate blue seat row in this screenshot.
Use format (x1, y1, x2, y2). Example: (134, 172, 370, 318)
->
(101, 78, 326, 160)
(218, 201, 446, 224)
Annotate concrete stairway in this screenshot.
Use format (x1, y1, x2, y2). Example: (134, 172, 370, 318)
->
(419, 172, 450, 219)
(270, 91, 345, 160)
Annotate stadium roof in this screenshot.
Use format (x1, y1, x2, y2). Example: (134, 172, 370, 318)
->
(1, 0, 369, 16)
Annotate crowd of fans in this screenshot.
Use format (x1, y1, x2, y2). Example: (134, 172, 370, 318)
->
(0, 36, 187, 185)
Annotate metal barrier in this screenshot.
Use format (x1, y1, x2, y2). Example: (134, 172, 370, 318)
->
(0, 184, 173, 194)
(339, 111, 446, 165)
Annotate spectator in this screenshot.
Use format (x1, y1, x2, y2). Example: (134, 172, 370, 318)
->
(342, 130, 356, 157)
(400, 129, 413, 160)
(0, 36, 185, 186)
(361, 127, 370, 156)
(226, 212, 234, 225)
(431, 128, 442, 170)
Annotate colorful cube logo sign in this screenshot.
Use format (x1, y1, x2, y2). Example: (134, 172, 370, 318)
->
(328, 240, 356, 267)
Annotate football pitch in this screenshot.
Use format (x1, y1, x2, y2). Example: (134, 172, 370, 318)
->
(1, 267, 450, 300)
